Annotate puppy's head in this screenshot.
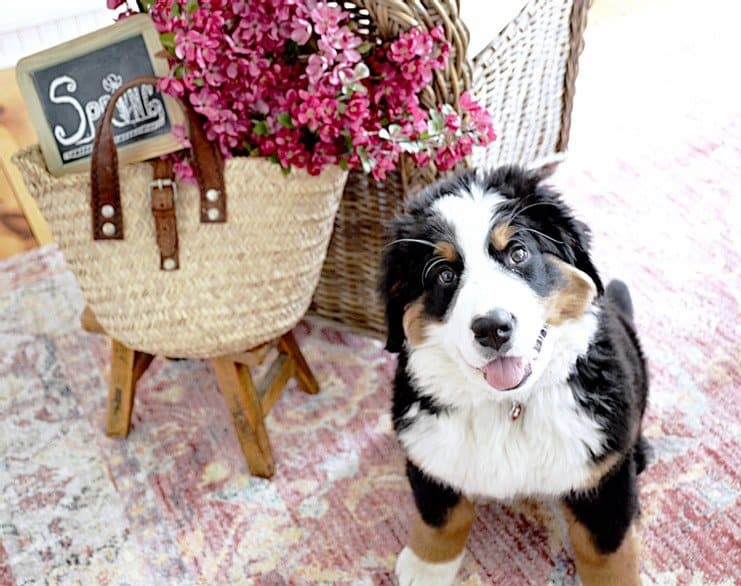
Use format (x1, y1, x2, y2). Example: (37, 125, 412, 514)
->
(380, 166, 603, 401)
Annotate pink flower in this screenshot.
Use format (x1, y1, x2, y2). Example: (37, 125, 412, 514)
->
(413, 151, 431, 167)
(323, 27, 362, 63)
(459, 91, 479, 112)
(171, 123, 191, 148)
(294, 93, 324, 131)
(226, 62, 239, 79)
(290, 18, 312, 45)
(114, 8, 137, 20)
(189, 89, 221, 120)
(455, 134, 474, 158)
(170, 154, 197, 184)
(435, 145, 458, 171)
(444, 112, 461, 132)
(157, 76, 184, 96)
(408, 104, 428, 133)
(309, 2, 343, 35)
(306, 54, 330, 86)
(430, 25, 446, 43)
(118, 0, 495, 177)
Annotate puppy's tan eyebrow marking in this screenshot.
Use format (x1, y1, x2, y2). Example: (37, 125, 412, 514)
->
(491, 223, 515, 251)
(434, 241, 458, 262)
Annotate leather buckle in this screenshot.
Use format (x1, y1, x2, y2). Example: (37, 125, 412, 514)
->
(148, 178, 178, 201)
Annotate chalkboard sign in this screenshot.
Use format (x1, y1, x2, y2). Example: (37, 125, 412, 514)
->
(16, 14, 185, 176)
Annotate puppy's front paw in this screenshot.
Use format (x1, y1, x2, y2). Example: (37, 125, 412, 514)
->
(395, 546, 464, 586)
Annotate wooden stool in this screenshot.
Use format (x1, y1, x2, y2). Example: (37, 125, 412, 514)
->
(81, 307, 318, 478)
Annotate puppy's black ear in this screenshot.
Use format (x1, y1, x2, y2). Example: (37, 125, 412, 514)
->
(540, 209, 603, 296)
(564, 217, 604, 296)
(379, 242, 409, 353)
(379, 215, 429, 352)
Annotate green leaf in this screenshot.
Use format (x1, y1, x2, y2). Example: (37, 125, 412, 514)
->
(185, 0, 199, 14)
(357, 41, 372, 54)
(339, 159, 349, 170)
(277, 113, 294, 129)
(267, 154, 290, 174)
(193, 77, 205, 87)
(140, 0, 156, 11)
(160, 32, 176, 52)
(253, 121, 269, 136)
(285, 40, 300, 54)
(174, 64, 186, 79)
(358, 148, 374, 174)
(170, 2, 181, 17)
(400, 141, 423, 153)
(428, 109, 445, 134)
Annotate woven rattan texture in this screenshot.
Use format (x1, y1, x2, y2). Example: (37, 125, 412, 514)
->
(14, 147, 347, 357)
(311, 0, 589, 338)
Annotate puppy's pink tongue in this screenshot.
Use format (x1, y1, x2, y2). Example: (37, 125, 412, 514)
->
(483, 357, 528, 391)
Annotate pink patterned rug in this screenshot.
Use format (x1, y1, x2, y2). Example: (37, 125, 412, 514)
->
(1, 126, 739, 585)
(2, 3, 741, 581)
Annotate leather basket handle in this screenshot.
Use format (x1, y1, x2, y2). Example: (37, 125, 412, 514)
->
(90, 75, 226, 240)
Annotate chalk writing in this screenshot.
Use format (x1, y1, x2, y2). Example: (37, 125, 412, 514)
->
(49, 73, 166, 161)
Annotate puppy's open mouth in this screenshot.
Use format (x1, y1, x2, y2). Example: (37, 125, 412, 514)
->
(479, 326, 549, 391)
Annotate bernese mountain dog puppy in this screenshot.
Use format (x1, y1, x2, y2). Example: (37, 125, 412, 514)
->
(380, 166, 649, 586)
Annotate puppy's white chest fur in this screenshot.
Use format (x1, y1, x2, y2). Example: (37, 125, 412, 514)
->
(398, 382, 604, 500)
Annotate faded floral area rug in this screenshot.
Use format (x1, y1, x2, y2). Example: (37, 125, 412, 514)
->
(3, 0, 741, 583)
(1, 130, 739, 585)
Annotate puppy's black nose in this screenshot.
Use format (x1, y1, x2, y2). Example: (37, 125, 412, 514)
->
(472, 309, 515, 350)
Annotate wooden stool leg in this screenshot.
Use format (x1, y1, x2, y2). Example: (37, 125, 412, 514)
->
(106, 340, 154, 437)
(278, 331, 319, 395)
(212, 358, 275, 478)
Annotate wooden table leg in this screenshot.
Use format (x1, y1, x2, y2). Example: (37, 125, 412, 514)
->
(106, 340, 154, 437)
(212, 358, 275, 478)
(278, 331, 319, 395)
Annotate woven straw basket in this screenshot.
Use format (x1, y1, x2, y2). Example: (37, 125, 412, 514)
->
(13, 147, 347, 358)
(310, 0, 591, 337)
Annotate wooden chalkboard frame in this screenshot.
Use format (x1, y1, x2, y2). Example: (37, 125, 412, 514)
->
(16, 14, 185, 176)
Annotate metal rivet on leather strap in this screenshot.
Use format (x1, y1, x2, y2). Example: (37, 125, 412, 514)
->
(206, 189, 220, 202)
(101, 204, 115, 218)
(163, 258, 177, 271)
(206, 208, 220, 221)
(102, 222, 116, 236)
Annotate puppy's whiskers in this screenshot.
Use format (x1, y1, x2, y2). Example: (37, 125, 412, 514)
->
(384, 238, 438, 249)
(505, 201, 559, 225)
(515, 227, 564, 245)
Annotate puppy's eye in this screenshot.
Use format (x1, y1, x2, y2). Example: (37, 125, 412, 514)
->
(508, 246, 529, 265)
(437, 268, 457, 286)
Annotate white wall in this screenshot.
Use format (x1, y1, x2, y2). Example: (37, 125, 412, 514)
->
(0, 0, 114, 68)
(0, 0, 532, 68)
